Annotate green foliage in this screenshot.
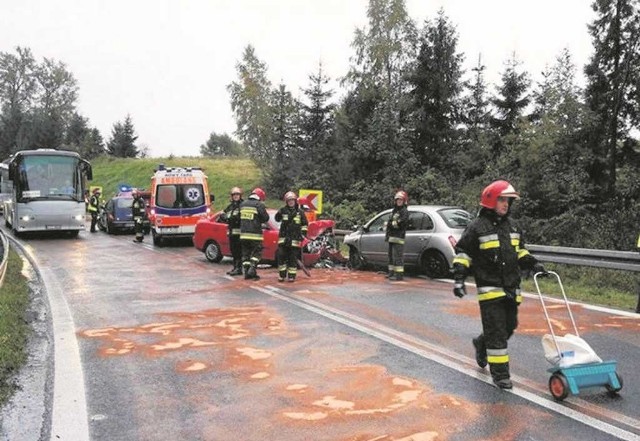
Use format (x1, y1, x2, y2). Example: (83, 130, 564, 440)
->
(0, 248, 30, 406)
(199, 132, 245, 157)
(106, 114, 139, 158)
(227, 45, 273, 161)
(89, 155, 263, 208)
(323, 200, 372, 229)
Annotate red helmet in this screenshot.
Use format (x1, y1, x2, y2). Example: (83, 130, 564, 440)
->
(394, 190, 408, 204)
(284, 191, 297, 202)
(251, 187, 266, 201)
(480, 180, 520, 209)
(230, 186, 242, 196)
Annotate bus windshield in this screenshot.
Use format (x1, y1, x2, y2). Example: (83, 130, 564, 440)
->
(16, 154, 81, 201)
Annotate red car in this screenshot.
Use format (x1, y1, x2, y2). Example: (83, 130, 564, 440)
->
(193, 209, 336, 267)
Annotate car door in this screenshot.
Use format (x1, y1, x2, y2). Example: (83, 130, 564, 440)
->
(405, 211, 437, 266)
(358, 211, 391, 264)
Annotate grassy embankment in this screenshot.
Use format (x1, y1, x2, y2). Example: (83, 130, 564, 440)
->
(0, 248, 30, 407)
(89, 155, 281, 208)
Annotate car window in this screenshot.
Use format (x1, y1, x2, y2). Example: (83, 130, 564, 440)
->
(439, 208, 473, 228)
(116, 198, 133, 209)
(367, 212, 391, 232)
(409, 212, 435, 231)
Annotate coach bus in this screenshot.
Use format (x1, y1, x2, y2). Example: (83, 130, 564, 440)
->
(2, 149, 92, 236)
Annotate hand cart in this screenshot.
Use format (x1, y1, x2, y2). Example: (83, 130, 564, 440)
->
(534, 271, 623, 401)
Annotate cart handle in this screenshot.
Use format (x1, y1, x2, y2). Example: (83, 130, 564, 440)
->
(534, 271, 581, 360)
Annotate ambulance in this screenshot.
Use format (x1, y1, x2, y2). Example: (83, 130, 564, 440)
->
(148, 165, 213, 246)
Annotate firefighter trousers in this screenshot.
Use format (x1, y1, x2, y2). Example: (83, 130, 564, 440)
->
(241, 240, 263, 277)
(477, 296, 518, 381)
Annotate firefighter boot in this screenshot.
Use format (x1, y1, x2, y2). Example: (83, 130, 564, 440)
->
(228, 260, 243, 276)
(493, 377, 513, 389)
(246, 264, 260, 280)
(472, 337, 488, 368)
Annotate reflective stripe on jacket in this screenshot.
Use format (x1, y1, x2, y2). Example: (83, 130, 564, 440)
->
(239, 199, 269, 241)
(452, 208, 536, 303)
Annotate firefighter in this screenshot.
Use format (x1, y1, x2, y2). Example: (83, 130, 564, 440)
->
(221, 187, 244, 276)
(275, 191, 308, 282)
(452, 180, 545, 389)
(88, 188, 101, 233)
(131, 189, 146, 243)
(386, 190, 409, 281)
(239, 187, 269, 280)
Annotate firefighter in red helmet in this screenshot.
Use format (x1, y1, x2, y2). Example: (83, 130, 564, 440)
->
(239, 187, 269, 280)
(221, 187, 244, 275)
(131, 188, 146, 243)
(452, 180, 545, 389)
(275, 191, 308, 282)
(385, 190, 409, 281)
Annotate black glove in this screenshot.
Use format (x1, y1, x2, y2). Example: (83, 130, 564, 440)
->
(532, 262, 548, 277)
(453, 281, 467, 298)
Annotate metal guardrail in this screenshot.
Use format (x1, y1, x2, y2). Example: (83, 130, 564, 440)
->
(333, 229, 640, 272)
(528, 244, 640, 272)
(0, 229, 9, 287)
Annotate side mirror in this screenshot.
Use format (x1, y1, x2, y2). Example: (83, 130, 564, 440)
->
(210, 193, 215, 202)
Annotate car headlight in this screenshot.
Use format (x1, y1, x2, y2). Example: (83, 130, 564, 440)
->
(73, 214, 84, 221)
(21, 215, 33, 222)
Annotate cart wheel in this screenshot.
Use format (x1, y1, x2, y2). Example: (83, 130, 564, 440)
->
(605, 372, 623, 395)
(549, 373, 569, 401)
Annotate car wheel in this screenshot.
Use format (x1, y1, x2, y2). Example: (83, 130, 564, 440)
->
(348, 246, 365, 270)
(106, 221, 113, 235)
(204, 241, 223, 263)
(421, 250, 449, 279)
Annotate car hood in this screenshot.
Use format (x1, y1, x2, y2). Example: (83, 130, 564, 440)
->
(307, 219, 334, 239)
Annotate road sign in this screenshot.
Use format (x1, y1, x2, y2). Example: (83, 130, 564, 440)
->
(299, 189, 323, 214)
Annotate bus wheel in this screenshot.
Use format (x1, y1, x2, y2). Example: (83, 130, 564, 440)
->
(152, 229, 163, 247)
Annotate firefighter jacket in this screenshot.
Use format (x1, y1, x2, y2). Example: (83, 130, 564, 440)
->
(385, 205, 409, 244)
(223, 199, 243, 237)
(275, 205, 308, 248)
(239, 198, 269, 241)
(452, 208, 537, 304)
(132, 196, 146, 219)
(88, 194, 100, 213)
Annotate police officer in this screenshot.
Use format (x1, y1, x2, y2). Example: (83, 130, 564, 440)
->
(239, 187, 269, 280)
(386, 190, 409, 281)
(452, 180, 545, 389)
(221, 187, 244, 276)
(88, 188, 101, 232)
(131, 189, 146, 243)
(275, 191, 308, 282)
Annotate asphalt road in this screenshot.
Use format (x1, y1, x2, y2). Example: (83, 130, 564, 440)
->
(1, 224, 639, 441)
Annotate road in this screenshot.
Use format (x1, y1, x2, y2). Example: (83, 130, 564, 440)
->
(2, 225, 640, 441)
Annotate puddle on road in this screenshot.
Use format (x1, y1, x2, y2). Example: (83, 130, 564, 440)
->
(78, 297, 563, 440)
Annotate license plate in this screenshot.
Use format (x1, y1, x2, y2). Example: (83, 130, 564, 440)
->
(125, 223, 134, 228)
(46, 225, 62, 230)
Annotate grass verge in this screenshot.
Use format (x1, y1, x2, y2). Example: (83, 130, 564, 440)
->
(521, 263, 638, 312)
(0, 247, 30, 406)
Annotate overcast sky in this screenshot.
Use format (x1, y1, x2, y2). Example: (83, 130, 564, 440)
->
(1, 0, 595, 158)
